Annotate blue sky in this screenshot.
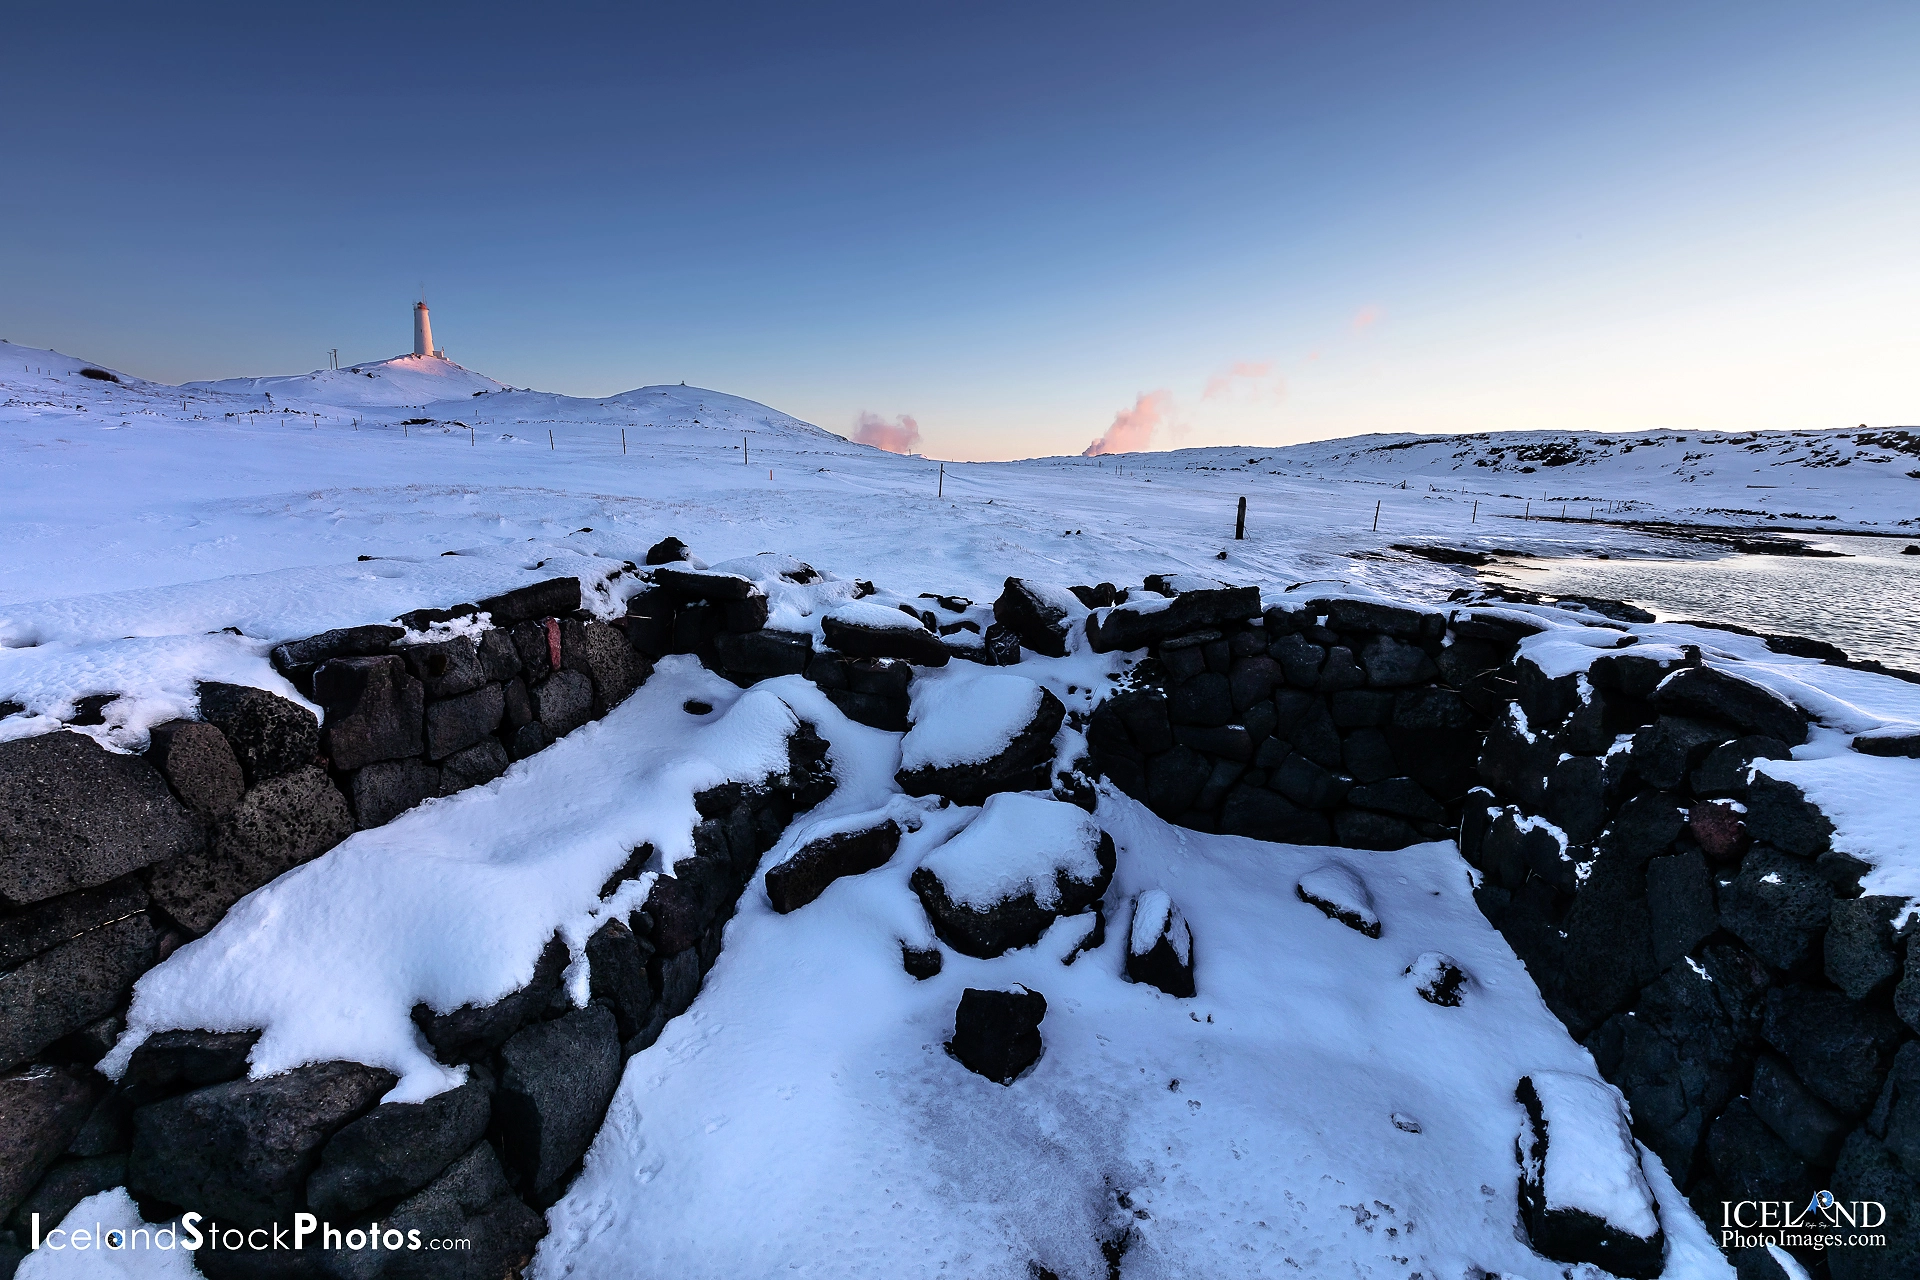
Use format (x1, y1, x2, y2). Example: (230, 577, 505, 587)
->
(3, 2, 1914, 459)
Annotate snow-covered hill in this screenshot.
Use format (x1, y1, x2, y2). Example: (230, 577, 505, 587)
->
(183, 352, 508, 408)
(1112, 427, 1920, 528)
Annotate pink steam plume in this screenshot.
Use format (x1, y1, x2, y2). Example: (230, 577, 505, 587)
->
(1082, 389, 1173, 457)
(1352, 304, 1383, 332)
(851, 411, 922, 455)
(1202, 360, 1274, 400)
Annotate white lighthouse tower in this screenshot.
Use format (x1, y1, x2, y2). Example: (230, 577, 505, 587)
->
(412, 302, 435, 359)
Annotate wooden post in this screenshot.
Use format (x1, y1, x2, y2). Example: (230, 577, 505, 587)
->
(1372, 501, 1381, 532)
(939, 463, 944, 497)
(1471, 500, 1478, 523)
(1235, 496, 1246, 540)
(1524, 501, 1530, 521)
(622, 429, 627, 455)
(549, 430, 554, 450)
(743, 434, 749, 466)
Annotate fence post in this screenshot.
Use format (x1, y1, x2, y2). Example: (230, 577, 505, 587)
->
(1372, 500, 1381, 532)
(1235, 496, 1246, 540)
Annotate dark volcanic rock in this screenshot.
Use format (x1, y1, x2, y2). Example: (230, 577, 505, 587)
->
(0, 875, 147, 970)
(377, 1140, 546, 1279)
(307, 1077, 492, 1217)
(1084, 583, 1261, 652)
(0, 913, 160, 1072)
(1646, 851, 1718, 970)
(412, 934, 570, 1062)
(313, 655, 425, 770)
(1515, 1073, 1665, 1280)
(10, 1153, 127, 1240)
(530, 668, 594, 738)
(0, 1065, 100, 1222)
(1691, 735, 1793, 798)
(400, 637, 489, 700)
(821, 611, 949, 666)
(438, 738, 510, 794)
(1825, 896, 1907, 1001)
(147, 765, 356, 934)
(146, 719, 245, 819)
(1744, 773, 1834, 855)
(992, 578, 1074, 658)
(195, 681, 321, 784)
(346, 756, 442, 828)
(1719, 846, 1834, 973)
(713, 628, 812, 678)
(127, 1060, 396, 1227)
(765, 820, 903, 913)
(1405, 951, 1468, 1007)
(586, 916, 655, 1042)
(476, 575, 582, 626)
(1125, 890, 1194, 997)
(496, 1004, 622, 1197)
(1295, 864, 1379, 937)
(1830, 1130, 1920, 1280)
(118, 1028, 260, 1105)
(652, 564, 756, 601)
(0, 731, 204, 906)
(948, 986, 1046, 1085)
(1632, 715, 1732, 792)
(1762, 983, 1906, 1117)
(1217, 784, 1333, 845)
(424, 681, 506, 760)
(1749, 1053, 1849, 1164)
(1649, 665, 1809, 745)
(269, 624, 405, 694)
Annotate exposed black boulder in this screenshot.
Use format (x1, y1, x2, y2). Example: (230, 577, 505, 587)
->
(821, 611, 949, 666)
(313, 656, 425, 770)
(0, 731, 204, 907)
(306, 1076, 492, 1217)
(412, 934, 570, 1062)
(0, 913, 160, 1072)
(948, 987, 1046, 1085)
(0, 1065, 100, 1222)
(196, 682, 321, 784)
(127, 1060, 396, 1227)
(118, 1028, 260, 1105)
(765, 820, 902, 913)
(1762, 983, 1906, 1117)
(146, 719, 245, 819)
(1649, 665, 1809, 745)
(496, 1004, 623, 1197)
(989, 578, 1073, 657)
(147, 765, 356, 935)
(475, 575, 582, 625)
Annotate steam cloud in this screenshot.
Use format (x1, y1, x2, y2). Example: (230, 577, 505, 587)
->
(851, 411, 922, 454)
(1083, 389, 1173, 457)
(1352, 304, 1382, 332)
(1202, 360, 1279, 401)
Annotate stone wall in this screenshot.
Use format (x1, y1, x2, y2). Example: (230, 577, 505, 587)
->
(1461, 627, 1919, 1280)
(4, 555, 1917, 1279)
(0, 575, 666, 1274)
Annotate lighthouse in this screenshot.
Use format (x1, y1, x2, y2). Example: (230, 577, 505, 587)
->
(412, 302, 434, 358)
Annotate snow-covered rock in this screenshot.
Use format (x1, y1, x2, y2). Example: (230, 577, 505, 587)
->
(1515, 1070, 1665, 1278)
(1125, 888, 1194, 997)
(821, 602, 949, 666)
(909, 793, 1115, 958)
(1295, 863, 1381, 938)
(895, 665, 1064, 803)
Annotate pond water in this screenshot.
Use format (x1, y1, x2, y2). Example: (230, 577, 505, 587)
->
(1490, 533, 1920, 669)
